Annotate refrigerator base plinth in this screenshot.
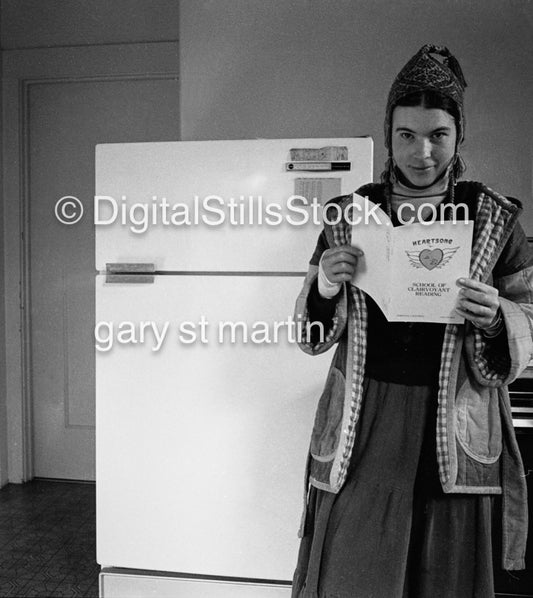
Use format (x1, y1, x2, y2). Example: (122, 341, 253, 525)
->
(99, 568, 292, 598)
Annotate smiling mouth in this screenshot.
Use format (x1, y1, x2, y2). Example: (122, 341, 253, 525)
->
(410, 165, 434, 173)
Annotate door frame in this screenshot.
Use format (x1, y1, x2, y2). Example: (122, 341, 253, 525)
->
(1, 42, 179, 483)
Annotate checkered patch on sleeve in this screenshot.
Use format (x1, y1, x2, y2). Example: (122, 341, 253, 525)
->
(435, 186, 518, 486)
(471, 328, 509, 380)
(436, 324, 459, 484)
(336, 286, 367, 489)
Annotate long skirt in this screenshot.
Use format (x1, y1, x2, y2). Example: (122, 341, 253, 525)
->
(291, 378, 496, 598)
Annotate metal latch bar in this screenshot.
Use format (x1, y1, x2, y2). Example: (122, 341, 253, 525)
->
(105, 263, 155, 284)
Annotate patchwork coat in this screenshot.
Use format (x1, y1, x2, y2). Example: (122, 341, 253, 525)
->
(295, 181, 533, 570)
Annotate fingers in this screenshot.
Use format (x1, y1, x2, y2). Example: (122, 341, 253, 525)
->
(455, 278, 500, 329)
(455, 302, 498, 329)
(326, 245, 363, 259)
(456, 277, 497, 295)
(321, 245, 363, 283)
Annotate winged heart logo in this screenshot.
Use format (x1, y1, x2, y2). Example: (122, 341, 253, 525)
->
(419, 248, 443, 270)
(405, 247, 460, 270)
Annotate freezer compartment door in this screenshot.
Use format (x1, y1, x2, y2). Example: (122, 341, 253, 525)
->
(95, 138, 373, 271)
(96, 274, 332, 580)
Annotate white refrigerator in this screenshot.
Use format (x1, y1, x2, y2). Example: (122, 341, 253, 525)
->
(95, 138, 373, 597)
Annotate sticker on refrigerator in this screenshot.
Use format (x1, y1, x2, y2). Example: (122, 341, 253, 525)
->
(294, 178, 342, 206)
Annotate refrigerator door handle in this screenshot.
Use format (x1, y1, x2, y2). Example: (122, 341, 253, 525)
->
(105, 262, 155, 284)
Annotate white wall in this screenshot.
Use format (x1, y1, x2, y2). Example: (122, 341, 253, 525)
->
(0, 0, 179, 48)
(180, 0, 533, 232)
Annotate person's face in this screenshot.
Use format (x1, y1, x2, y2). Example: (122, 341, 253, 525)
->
(391, 105, 457, 187)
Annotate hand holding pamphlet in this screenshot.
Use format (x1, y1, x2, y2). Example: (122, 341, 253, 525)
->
(350, 193, 473, 323)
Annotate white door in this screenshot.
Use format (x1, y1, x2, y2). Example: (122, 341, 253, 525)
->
(3, 43, 179, 480)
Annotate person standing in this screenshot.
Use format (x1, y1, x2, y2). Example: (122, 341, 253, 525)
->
(291, 44, 532, 598)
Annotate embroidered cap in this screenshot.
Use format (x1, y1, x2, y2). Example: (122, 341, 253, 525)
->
(384, 44, 468, 150)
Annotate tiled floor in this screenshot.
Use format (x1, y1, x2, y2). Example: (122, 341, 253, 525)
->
(0, 480, 99, 597)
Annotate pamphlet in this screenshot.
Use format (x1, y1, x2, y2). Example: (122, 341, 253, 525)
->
(350, 194, 473, 323)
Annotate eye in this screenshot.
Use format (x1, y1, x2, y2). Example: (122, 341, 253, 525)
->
(431, 131, 448, 141)
(399, 132, 413, 141)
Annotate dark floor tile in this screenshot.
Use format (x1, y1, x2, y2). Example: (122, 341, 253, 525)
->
(14, 577, 61, 597)
(83, 581, 100, 598)
(14, 552, 58, 571)
(0, 522, 23, 533)
(52, 580, 90, 597)
(0, 551, 25, 569)
(52, 550, 96, 565)
(4, 538, 43, 554)
(26, 566, 66, 583)
(0, 575, 29, 596)
(33, 559, 72, 581)
(0, 480, 98, 598)
(60, 566, 100, 583)
(0, 564, 30, 579)
(1, 562, 41, 582)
